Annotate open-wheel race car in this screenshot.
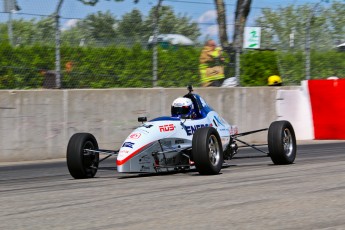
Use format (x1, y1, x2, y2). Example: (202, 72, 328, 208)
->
(66, 86, 297, 179)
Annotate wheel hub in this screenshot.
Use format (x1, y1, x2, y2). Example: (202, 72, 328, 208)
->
(283, 128, 293, 157)
(83, 141, 96, 168)
(208, 135, 220, 166)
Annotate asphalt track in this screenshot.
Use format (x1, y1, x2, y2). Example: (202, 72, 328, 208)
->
(1, 142, 345, 230)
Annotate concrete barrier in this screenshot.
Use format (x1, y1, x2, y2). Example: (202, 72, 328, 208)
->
(276, 82, 314, 140)
(0, 87, 295, 162)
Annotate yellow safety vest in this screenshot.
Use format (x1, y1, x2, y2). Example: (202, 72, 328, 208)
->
(199, 49, 224, 83)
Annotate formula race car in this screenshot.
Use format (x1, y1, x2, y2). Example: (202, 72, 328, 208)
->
(66, 86, 297, 179)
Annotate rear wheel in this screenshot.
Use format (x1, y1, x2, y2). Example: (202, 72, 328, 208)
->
(66, 133, 99, 179)
(192, 127, 223, 175)
(268, 120, 296, 165)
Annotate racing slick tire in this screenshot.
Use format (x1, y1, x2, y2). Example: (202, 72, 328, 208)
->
(67, 133, 99, 179)
(192, 127, 223, 175)
(268, 120, 296, 165)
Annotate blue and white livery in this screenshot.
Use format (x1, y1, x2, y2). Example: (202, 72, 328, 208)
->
(67, 86, 297, 179)
(116, 91, 238, 173)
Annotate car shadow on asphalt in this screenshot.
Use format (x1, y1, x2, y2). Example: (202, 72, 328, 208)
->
(115, 163, 239, 179)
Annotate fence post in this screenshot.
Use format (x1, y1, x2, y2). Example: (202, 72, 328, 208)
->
(305, 3, 322, 80)
(152, 0, 163, 87)
(4, 0, 20, 46)
(55, 0, 64, 89)
(8, 11, 13, 46)
(235, 49, 240, 85)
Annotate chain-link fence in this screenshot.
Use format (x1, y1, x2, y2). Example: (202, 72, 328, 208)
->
(0, 0, 344, 89)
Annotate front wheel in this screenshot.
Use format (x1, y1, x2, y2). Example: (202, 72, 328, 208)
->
(192, 127, 223, 175)
(66, 133, 99, 179)
(268, 120, 297, 165)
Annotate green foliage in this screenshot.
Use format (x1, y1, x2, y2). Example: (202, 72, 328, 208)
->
(240, 50, 345, 86)
(310, 50, 345, 79)
(0, 5, 200, 47)
(326, 1, 345, 42)
(12, 19, 37, 44)
(78, 0, 139, 6)
(276, 51, 305, 84)
(0, 42, 200, 89)
(144, 6, 201, 42)
(157, 46, 200, 87)
(256, 1, 345, 50)
(117, 9, 148, 42)
(240, 50, 280, 86)
(0, 41, 344, 89)
(0, 42, 53, 89)
(35, 17, 55, 45)
(80, 11, 118, 43)
(0, 18, 55, 45)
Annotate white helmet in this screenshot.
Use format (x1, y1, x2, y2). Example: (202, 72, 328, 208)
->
(171, 97, 194, 117)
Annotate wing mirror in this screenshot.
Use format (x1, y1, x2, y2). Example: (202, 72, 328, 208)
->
(138, 117, 147, 123)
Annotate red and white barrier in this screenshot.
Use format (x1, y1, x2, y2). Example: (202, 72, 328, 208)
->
(277, 79, 345, 140)
(308, 79, 345, 139)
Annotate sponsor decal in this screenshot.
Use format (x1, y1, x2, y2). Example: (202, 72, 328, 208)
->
(185, 124, 211, 136)
(117, 142, 153, 166)
(159, 124, 175, 132)
(119, 149, 130, 154)
(122, 142, 135, 148)
(219, 128, 229, 132)
(129, 132, 141, 139)
(142, 124, 153, 128)
(173, 102, 183, 107)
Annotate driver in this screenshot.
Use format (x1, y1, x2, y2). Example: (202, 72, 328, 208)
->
(171, 97, 196, 119)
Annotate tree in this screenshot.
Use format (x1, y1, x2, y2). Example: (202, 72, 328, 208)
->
(78, 0, 138, 6)
(255, 2, 344, 50)
(35, 17, 56, 44)
(78, 0, 253, 49)
(326, 1, 345, 43)
(214, 0, 229, 48)
(60, 11, 118, 46)
(1, 17, 56, 45)
(61, 23, 86, 46)
(3, 19, 36, 45)
(233, 0, 252, 51)
(144, 6, 200, 41)
(117, 9, 147, 42)
(59, 6, 200, 46)
(79, 11, 118, 45)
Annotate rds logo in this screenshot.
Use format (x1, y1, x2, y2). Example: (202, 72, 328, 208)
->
(159, 124, 175, 132)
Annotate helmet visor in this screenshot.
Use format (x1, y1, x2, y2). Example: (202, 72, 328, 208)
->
(171, 106, 190, 116)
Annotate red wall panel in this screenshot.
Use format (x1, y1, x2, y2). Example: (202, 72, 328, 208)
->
(308, 79, 345, 139)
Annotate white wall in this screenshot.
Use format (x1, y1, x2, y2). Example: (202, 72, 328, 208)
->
(276, 82, 314, 140)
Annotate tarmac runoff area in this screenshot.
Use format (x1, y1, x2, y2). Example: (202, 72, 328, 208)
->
(1, 142, 345, 229)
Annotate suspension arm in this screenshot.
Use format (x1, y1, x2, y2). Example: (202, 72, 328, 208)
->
(234, 138, 269, 155)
